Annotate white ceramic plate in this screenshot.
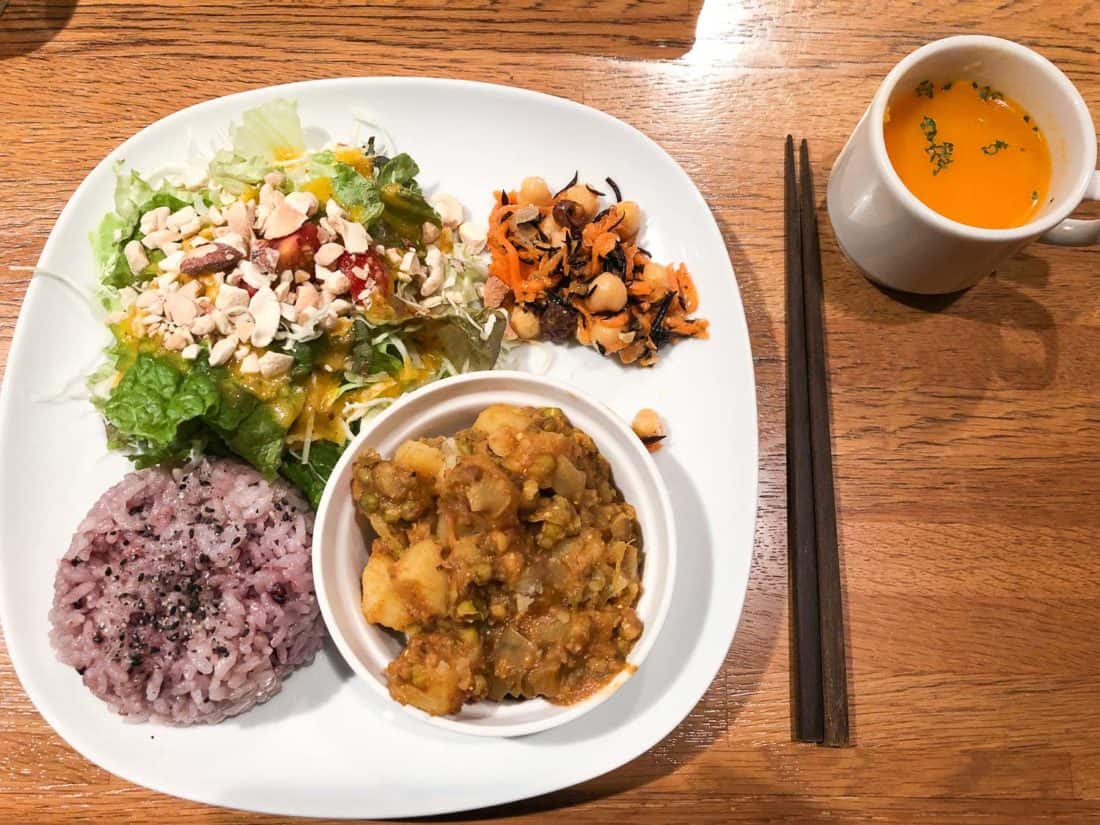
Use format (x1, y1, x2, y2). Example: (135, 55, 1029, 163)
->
(0, 77, 757, 818)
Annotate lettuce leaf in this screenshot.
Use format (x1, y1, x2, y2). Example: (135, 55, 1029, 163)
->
(376, 153, 420, 188)
(230, 98, 305, 161)
(280, 441, 343, 509)
(103, 353, 217, 445)
(92, 164, 193, 290)
(330, 163, 384, 224)
(102, 351, 294, 479)
(208, 149, 271, 196)
(428, 310, 505, 373)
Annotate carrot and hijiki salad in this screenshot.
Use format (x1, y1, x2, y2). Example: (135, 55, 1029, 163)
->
(483, 175, 708, 366)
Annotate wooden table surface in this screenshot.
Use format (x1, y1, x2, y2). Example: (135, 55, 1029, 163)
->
(3, 1, 1100, 823)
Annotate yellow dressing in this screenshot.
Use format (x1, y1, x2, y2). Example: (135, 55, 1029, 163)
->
(884, 80, 1052, 229)
(333, 146, 374, 177)
(300, 177, 334, 204)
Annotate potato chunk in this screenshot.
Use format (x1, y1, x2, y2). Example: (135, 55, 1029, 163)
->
(393, 539, 451, 622)
(361, 551, 413, 632)
(473, 404, 532, 436)
(386, 628, 482, 716)
(394, 440, 445, 480)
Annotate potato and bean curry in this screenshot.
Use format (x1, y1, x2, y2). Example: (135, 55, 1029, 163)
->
(351, 404, 644, 716)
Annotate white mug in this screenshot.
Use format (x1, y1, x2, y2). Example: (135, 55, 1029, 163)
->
(827, 35, 1099, 295)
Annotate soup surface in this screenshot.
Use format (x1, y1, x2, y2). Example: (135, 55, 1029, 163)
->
(884, 79, 1052, 228)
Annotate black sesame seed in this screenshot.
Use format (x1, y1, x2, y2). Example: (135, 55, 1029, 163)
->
(269, 583, 288, 604)
(76, 666, 86, 676)
(71, 597, 86, 610)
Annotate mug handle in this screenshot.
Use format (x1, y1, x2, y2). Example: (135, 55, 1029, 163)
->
(1040, 170, 1100, 246)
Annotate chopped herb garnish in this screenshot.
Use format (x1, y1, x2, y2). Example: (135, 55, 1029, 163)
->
(971, 81, 978, 89)
(1032, 126, 1039, 132)
(981, 139, 1009, 156)
(1023, 115, 1031, 123)
(941, 82, 953, 91)
(977, 85, 1004, 102)
(919, 116, 955, 175)
(916, 80, 935, 99)
(1031, 190, 1039, 202)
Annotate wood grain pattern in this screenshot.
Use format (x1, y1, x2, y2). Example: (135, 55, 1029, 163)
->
(3, 0, 1100, 822)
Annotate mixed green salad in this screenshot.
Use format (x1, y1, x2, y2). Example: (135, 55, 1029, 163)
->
(91, 99, 502, 506)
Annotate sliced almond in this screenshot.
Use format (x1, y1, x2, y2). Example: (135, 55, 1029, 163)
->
(315, 242, 345, 267)
(284, 191, 319, 216)
(164, 292, 197, 326)
(160, 250, 185, 273)
(206, 205, 225, 226)
(239, 352, 261, 374)
(208, 336, 237, 367)
(340, 220, 369, 254)
(162, 328, 189, 351)
(166, 206, 198, 230)
(257, 351, 294, 378)
(235, 316, 256, 345)
(429, 192, 463, 228)
(249, 286, 281, 348)
(226, 200, 254, 240)
(320, 268, 350, 296)
(215, 283, 250, 310)
(421, 222, 441, 244)
(135, 290, 164, 313)
(179, 279, 202, 299)
(458, 221, 488, 254)
(124, 240, 149, 275)
(294, 282, 320, 312)
(211, 309, 232, 335)
(140, 206, 171, 236)
(262, 201, 308, 240)
(141, 227, 181, 250)
(191, 314, 215, 336)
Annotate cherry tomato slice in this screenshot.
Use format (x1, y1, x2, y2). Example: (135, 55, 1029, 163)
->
(338, 248, 389, 303)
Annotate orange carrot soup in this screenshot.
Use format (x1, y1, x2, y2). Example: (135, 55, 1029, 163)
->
(883, 79, 1052, 229)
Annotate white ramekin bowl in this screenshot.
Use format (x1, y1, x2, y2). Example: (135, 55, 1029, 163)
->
(312, 370, 676, 737)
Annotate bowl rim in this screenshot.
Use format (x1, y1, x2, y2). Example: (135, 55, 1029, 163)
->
(312, 369, 678, 737)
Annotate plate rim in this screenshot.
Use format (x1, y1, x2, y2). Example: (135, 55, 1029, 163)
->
(0, 74, 759, 818)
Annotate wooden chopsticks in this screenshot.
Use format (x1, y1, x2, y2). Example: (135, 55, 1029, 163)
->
(784, 136, 849, 747)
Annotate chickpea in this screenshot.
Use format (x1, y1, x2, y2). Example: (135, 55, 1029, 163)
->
(590, 322, 627, 354)
(631, 408, 666, 441)
(562, 183, 599, 219)
(611, 201, 641, 239)
(517, 176, 553, 206)
(510, 305, 541, 339)
(641, 261, 671, 298)
(586, 272, 628, 313)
